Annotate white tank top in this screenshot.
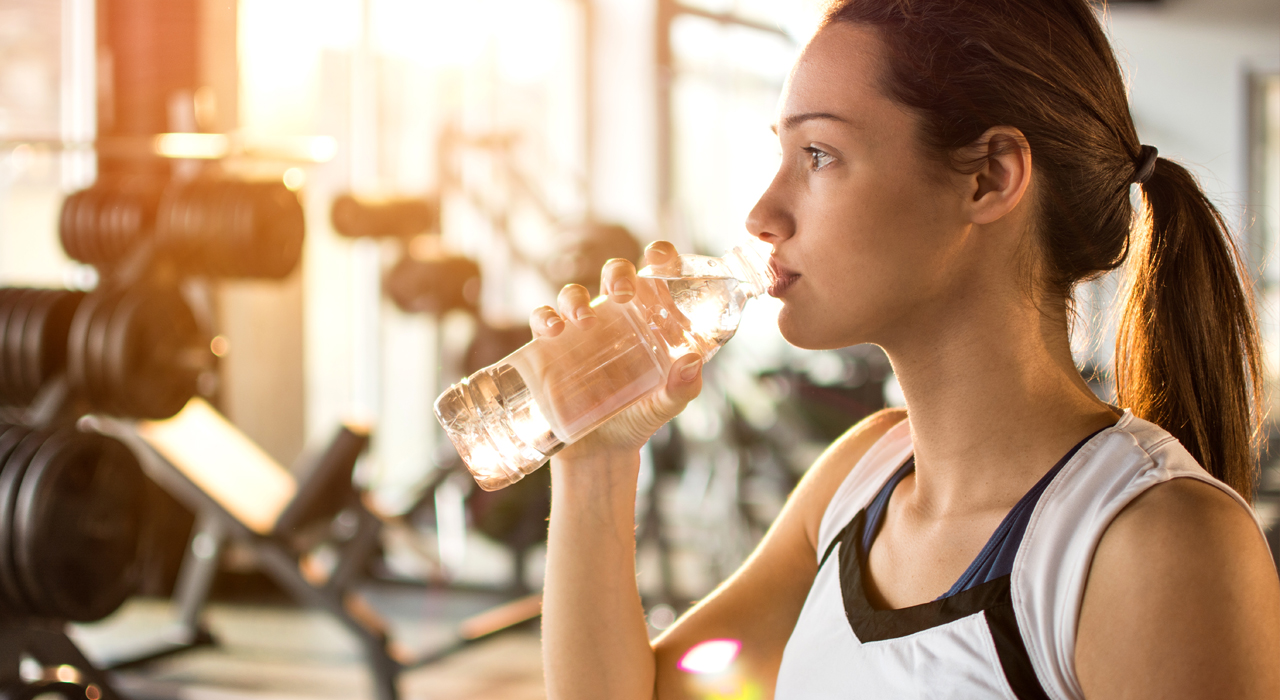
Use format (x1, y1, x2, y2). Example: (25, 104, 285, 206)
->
(774, 410, 1264, 700)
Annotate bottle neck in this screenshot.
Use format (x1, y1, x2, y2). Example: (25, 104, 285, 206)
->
(721, 244, 772, 298)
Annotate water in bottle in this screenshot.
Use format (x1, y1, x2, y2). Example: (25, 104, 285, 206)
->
(434, 245, 771, 490)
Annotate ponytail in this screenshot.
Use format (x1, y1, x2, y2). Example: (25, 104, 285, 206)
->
(820, 0, 1265, 499)
(1115, 158, 1264, 501)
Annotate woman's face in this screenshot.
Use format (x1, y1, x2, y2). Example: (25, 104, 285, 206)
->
(748, 23, 987, 351)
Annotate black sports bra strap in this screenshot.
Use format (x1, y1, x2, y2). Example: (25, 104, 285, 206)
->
(818, 521, 850, 571)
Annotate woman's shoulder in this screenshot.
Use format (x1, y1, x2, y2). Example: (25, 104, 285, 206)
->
(1017, 410, 1279, 699)
(792, 407, 909, 557)
(1073, 472, 1280, 697)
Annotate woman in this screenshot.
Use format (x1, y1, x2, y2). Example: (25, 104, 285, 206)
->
(534, 0, 1280, 697)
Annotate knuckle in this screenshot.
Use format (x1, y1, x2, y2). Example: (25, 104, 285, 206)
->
(603, 258, 636, 273)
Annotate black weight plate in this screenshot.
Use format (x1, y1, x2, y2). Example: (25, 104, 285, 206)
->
(156, 180, 202, 258)
(17, 291, 57, 399)
(116, 189, 146, 256)
(256, 183, 305, 278)
(58, 190, 87, 262)
(0, 290, 17, 403)
(73, 187, 104, 266)
(15, 430, 144, 621)
(93, 187, 123, 266)
(105, 287, 202, 419)
(233, 183, 265, 273)
(10, 429, 73, 617)
(99, 189, 123, 262)
(204, 181, 240, 274)
(0, 425, 27, 617)
(1, 291, 38, 406)
(0, 429, 46, 615)
(57, 191, 80, 261)
(65, 290, 115, 409)
(23, 290, 82, 394)
(105, 186, 144, 263)
(0, 426, 28, 465)
(85, 289, 126, 415)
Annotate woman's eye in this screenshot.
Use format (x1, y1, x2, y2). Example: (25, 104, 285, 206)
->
(803, 147, 835, 171)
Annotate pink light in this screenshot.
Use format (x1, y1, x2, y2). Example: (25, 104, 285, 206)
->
(678, 639, 742, 675)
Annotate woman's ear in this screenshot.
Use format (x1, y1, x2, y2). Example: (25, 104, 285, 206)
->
(961, 126, 1033, 225)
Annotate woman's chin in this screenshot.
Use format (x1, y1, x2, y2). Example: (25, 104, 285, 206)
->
(776, 308, 858, 351)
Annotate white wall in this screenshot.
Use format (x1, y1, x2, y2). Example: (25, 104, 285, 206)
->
(1105, 0, 1279, 248)
(1072, 0, 1279, 381)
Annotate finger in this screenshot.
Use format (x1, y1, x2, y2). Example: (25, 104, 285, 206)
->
(644, 240, 678, 266)
(530, 305, 565, 338)
(557, 284, 596, 328)
(659, 354, 703, 413)
(601, 258, 638, 304)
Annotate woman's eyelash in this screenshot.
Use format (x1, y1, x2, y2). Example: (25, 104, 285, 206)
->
(803, 147, 835, 170)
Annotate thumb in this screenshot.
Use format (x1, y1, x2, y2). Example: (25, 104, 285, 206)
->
(662, 354, 703, 410)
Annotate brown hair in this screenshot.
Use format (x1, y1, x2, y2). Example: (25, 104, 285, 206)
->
(823, 0, 1263, 499)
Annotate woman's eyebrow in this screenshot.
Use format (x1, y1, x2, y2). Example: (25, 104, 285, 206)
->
(770, 112, 854, 134)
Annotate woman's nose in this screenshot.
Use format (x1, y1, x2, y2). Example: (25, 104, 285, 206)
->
(745, 175, 794, 245)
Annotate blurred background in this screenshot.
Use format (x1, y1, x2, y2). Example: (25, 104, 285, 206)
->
(0, 0, 1274, 698)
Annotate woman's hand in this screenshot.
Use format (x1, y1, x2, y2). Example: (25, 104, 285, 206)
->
(528, 241, 704, 461)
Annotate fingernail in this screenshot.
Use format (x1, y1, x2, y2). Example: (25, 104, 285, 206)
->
(575, 307, 596, 321)
(612, 280, 634, 297)
(679, 359, 701, 382)
(546, 316, 564, 330)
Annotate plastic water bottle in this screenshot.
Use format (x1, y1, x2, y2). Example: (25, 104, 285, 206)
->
(434, 245, 772, 490)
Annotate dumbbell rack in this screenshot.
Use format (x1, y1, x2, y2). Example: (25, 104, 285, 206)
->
(0, 420, 149, 700)
(0, 619, 127, 699)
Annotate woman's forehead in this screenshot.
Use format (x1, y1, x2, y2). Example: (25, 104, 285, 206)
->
(777, 23, 891, 133)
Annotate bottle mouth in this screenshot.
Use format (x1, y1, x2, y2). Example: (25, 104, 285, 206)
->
(723, 243, 773, 298)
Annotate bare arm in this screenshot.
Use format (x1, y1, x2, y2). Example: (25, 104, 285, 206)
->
(537, 257, 906, 699)
(650, 407, 906, 697)
(1076, 477, 1280, 699)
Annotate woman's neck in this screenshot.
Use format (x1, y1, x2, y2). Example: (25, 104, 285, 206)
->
(884, 295, 1118, 519)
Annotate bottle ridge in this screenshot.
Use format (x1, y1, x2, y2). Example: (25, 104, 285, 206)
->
(434, 245, 771, 490)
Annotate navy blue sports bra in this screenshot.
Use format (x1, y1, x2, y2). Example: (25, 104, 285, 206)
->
(861, 427, 1108, 600)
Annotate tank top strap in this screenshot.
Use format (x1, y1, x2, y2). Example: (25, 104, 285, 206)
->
(815, 418, 914, 564)
(1012, 409, 1267, 700)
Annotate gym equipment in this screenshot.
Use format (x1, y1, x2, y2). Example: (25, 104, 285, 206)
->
(331, 195, 439, 239)
(60, 177, 306, 279)
(0, 290, 85, 408)
(155, 180, 305, 279)
(0, 425, 145, 622)
(383, 255, 481, 316)
(58, 181, 164, 269)
(0, 426, 144, 700)
(87, 400, 401, 699)
(0, 621, 124, 700)
(542, 221, 643, 296)
(66, 285, 207, 420)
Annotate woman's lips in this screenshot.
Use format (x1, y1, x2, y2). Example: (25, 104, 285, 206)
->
(768, 259, 799, 297)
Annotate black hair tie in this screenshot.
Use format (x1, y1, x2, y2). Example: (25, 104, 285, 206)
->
(1132, 145, 1159, 185)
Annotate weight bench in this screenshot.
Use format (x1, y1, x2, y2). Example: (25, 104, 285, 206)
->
(87, 399, 403, 700)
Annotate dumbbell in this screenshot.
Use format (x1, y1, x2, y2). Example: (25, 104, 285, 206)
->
(331, 194, 439, 239)
(383, 254, 481, 315)
(0, 290, 85, 407)
(66, 285, 207, 420)
(542, 222, 641, 296)
(0, 424, 144, 622)
(58, 180, 163, 267)
(156, 180, 306, 278)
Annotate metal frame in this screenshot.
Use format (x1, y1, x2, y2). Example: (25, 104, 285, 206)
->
(89, 417, 401, 700)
